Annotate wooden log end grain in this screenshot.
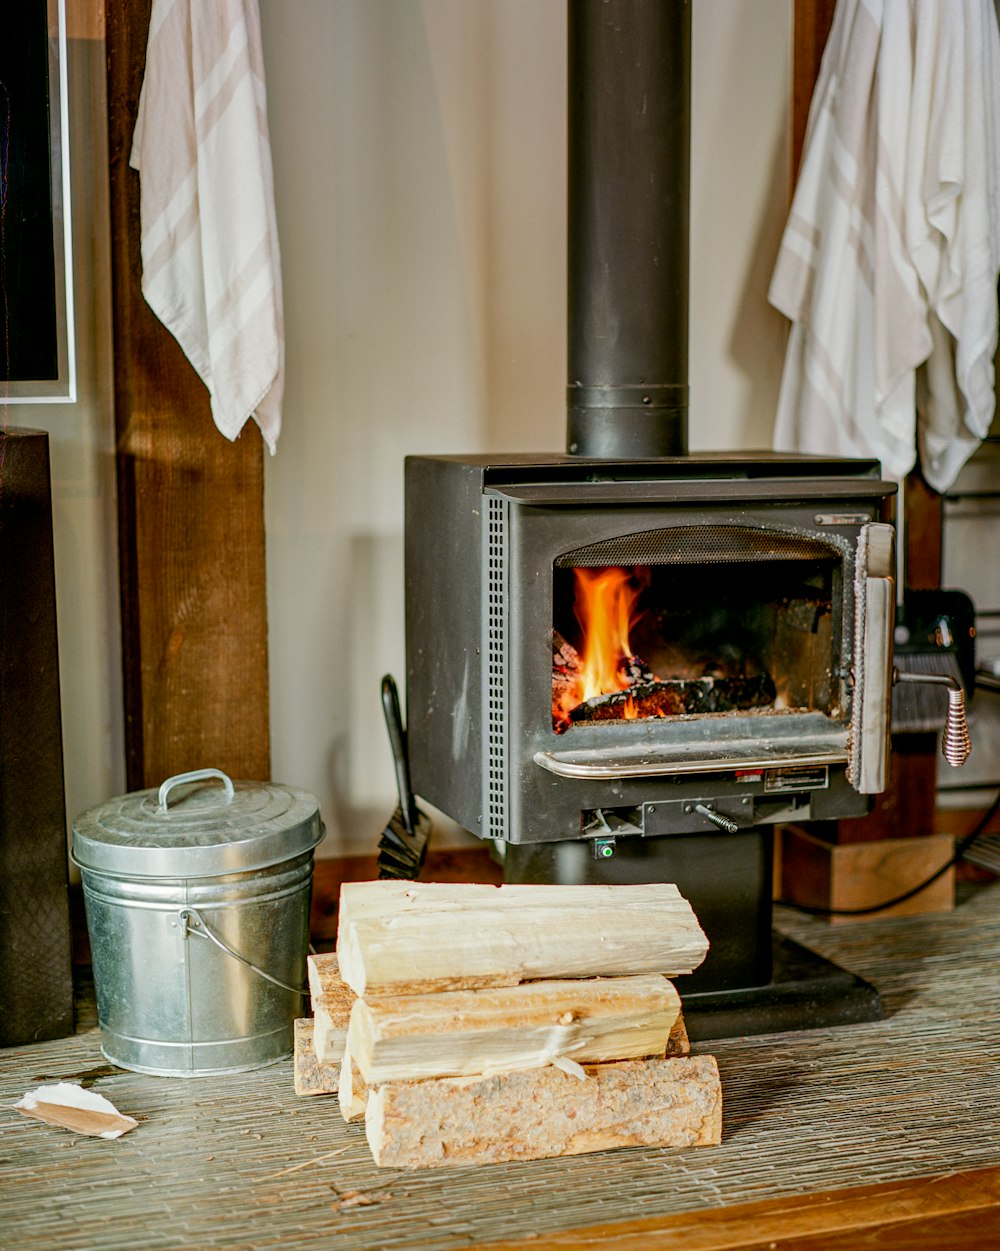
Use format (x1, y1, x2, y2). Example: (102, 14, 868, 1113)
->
(292, 1018, 339, 1097)
(366, 1054, 721, 1169)
(307, 951, 353, 1014)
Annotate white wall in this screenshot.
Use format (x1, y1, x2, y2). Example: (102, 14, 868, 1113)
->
(5, 26, 124, 843)
(4, 2, 791, 859)
(259, 0, 792, 856)
(690, 0, 792, 450)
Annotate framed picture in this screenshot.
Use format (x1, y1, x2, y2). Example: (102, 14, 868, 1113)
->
(1, 0, 75, 403)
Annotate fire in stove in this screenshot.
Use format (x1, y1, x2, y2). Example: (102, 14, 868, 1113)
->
(550, 524, 845, 736)
(551, 558, 841, 732)
(552, 564, 779, 730)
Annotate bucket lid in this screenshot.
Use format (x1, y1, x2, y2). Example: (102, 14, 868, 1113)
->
(72, 769, 324, 878)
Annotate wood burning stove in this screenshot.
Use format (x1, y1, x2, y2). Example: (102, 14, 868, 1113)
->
(399, 1, 965, 1036)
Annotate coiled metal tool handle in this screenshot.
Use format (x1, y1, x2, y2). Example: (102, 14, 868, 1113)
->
(893, 668, 972, 767)
(941, 685, 972, 768)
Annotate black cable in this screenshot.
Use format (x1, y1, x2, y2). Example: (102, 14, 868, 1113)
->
(776, 787, 1000, 918)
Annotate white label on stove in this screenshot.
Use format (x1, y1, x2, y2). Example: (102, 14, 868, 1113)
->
(814, 513, 870, 526)
(763, 765, 829, 793)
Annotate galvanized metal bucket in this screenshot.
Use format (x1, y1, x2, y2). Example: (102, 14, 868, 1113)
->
(72, 769, 324, 1077)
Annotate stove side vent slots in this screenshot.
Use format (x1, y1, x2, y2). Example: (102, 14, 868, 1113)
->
(486, 496, 510, 840)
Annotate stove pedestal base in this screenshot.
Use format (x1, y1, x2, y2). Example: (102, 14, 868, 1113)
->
(680, 932, 882, 1042)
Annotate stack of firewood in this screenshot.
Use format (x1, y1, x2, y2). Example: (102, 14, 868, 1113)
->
(294, 880, 722, 1169)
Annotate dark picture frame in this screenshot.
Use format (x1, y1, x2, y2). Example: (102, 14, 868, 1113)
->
(0, 0, 74, 402)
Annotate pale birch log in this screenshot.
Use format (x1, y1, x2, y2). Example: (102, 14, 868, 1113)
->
(337, 1036, 369, 1123)
(293, 1018, 340, 1097)
(314, 1000, 351, 1065)
(349, 975, 680, 1084)
(308, 950, 357, 1063)
(334, 1008, 690, 1116)
(365, 1054, 722, 1168)
(336, 881, 708, 996)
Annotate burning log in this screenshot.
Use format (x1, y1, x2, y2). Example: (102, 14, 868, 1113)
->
(552, 630, 583, 710)
(568, 672, 776, 722)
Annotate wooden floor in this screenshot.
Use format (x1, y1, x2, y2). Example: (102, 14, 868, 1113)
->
(4, 882, 1000, 1249)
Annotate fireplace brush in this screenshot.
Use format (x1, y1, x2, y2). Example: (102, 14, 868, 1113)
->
(377, 674, 431, 880)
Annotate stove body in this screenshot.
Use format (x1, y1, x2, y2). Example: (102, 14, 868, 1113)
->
(402, 1, 901, 1034)
(406, 452, 896, 1010)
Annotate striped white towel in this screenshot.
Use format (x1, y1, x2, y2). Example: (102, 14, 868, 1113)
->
(769, 0, 1000, 492)
(130, 0, 284, 453)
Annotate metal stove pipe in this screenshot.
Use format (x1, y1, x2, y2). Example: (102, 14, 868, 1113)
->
(567, 0, 691, 459)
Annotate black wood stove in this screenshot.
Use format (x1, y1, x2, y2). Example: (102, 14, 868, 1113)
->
(405, 453, 896, 1037)
(399, 1, 936, 1038)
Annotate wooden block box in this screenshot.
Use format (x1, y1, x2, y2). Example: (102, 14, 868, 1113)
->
(779, 826, 954, 923)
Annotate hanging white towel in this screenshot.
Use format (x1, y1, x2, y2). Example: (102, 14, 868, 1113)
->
(769, 0, 1000, 492)
(130, 0, 284, 453)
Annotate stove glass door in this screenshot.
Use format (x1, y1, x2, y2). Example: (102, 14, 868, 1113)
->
(551, 525, 844, 735)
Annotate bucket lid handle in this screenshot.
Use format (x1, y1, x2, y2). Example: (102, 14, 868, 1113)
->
(157, 769, 236, 814)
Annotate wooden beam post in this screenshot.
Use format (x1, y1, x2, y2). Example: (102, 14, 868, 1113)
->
(791, 0, 837, 185)
(105, 0, 270, 788)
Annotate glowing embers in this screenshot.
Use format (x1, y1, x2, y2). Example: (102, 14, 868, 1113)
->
(551, 562, 834, 734)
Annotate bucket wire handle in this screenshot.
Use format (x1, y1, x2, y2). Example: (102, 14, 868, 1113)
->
(158, 769, 236, 814)
(178, 907, 306, 998)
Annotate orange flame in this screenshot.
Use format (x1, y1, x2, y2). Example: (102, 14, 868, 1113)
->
(553, 568, 647, 728)
(575, 567, 641, 701)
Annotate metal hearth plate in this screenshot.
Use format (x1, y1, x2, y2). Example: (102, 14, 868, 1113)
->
(680, 933, 883, 1043)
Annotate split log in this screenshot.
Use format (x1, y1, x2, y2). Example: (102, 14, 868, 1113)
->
(349, 975, 681, 1085)
(340, 1012, 690, 1123)
(307, 951, 342, 1004)
(307, 951, 356, 1063)
(314, 1006, 349, 1068)
(331, 1009, 688, 1116)
(664, 1010, 690, 1058)
(337, 1036, 370, 1123)
(336, 881, 709, 996)
(293, 1018, 340, 1097)
(365, 1054, 722, 1169)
